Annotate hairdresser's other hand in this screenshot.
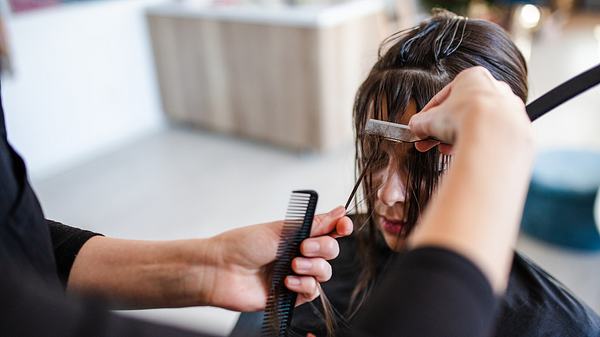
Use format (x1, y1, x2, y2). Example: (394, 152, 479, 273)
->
(407, 66, 533, 293)
(203, 206, 353, 311)
(409, 66, 529, 154)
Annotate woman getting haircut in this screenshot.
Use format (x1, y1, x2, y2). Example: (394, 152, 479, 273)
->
(289, 9, 600, 337)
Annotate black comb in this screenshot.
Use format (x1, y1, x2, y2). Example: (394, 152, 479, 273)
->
(262, 190, 319, 337)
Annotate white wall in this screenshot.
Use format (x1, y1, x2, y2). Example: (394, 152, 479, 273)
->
(2, 0, 168, 180)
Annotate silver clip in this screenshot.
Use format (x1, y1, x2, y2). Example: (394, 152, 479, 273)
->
(364, 119, 421, 143)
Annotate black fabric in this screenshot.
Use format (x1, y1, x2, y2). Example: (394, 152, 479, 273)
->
(290, 235, 600, 337)
(497, 254, 600, 337)
(350, 246, 497, 337)
(48, 219, 103, 287)
(0, 96, 60, 289)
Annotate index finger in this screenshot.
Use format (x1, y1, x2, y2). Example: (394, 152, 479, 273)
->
(310, 206, 351, 237)
(419, 81, 453, 113)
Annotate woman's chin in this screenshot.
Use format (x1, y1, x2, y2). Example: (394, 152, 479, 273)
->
(382, 232, 406, 251)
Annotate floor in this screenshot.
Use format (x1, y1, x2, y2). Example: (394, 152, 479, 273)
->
(32, 13, 600, 336)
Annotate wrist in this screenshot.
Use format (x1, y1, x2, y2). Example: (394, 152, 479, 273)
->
(176, 237, 224, 307)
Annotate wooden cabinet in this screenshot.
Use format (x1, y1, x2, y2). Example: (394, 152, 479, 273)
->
(147, 1, 386, 150)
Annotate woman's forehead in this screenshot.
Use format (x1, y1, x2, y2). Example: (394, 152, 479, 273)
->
(370, 98, 419, 124)
(398, 100, 418, 124)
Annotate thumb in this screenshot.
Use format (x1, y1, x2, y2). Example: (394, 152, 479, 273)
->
(410, 105, 456, 145)
(310, 206, 346, 237)
(409, 107, 436, 139)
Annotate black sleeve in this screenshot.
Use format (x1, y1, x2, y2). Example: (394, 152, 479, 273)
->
(0, 263, 221, 337)
(349, 247, 498, 337)
(47, 220, 103, 287)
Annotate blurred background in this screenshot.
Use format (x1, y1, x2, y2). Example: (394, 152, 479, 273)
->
(1, 0, 599, 334)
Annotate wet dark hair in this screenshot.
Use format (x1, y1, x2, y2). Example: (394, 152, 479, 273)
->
(348, 9, 528, 317)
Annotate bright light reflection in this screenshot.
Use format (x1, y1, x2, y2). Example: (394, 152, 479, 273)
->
(519, 4, 541, 29)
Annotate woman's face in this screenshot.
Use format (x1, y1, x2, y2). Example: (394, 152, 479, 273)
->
(371, 101, 418, 251)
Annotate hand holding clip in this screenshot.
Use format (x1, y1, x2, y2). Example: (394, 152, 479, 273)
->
(409, 66, 528, 155)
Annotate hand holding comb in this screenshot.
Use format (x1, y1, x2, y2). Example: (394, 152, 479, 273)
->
(262, 190, 318, 337)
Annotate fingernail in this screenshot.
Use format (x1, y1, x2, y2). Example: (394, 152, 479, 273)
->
(296, 259, 312, 271)
(329, 206, 345, 217)
(304, 241, 320, 253)
(287, 276, 301, 286)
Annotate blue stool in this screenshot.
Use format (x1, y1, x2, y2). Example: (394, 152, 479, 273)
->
(521, 150, 600, 251)
(229, 311, 262, 337)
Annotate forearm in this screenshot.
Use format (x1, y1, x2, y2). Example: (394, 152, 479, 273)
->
(1, 260, 218, 337)
(409, 110, 534, 292)
(68, 236, 218, 309)
(66, 212, 348, 312)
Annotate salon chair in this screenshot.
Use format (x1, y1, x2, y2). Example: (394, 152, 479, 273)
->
(521, 150, 600, 250)
(229, 311, 263, 337)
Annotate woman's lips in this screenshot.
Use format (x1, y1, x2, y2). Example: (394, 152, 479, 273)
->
(381, 217, 404, 235)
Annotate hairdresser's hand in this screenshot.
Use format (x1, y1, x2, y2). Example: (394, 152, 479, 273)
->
(407, 66, 533, 293)
(409, 66, 529, 154)
(202, 206, 353, 311)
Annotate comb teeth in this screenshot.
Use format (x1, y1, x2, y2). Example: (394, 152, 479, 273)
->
(261, 190, 318, 337)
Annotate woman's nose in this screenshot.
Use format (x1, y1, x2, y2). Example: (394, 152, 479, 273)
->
(377, 169, 407, 207)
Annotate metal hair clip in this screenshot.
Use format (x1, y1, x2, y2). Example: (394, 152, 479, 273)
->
(363, 119, 422, 143)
